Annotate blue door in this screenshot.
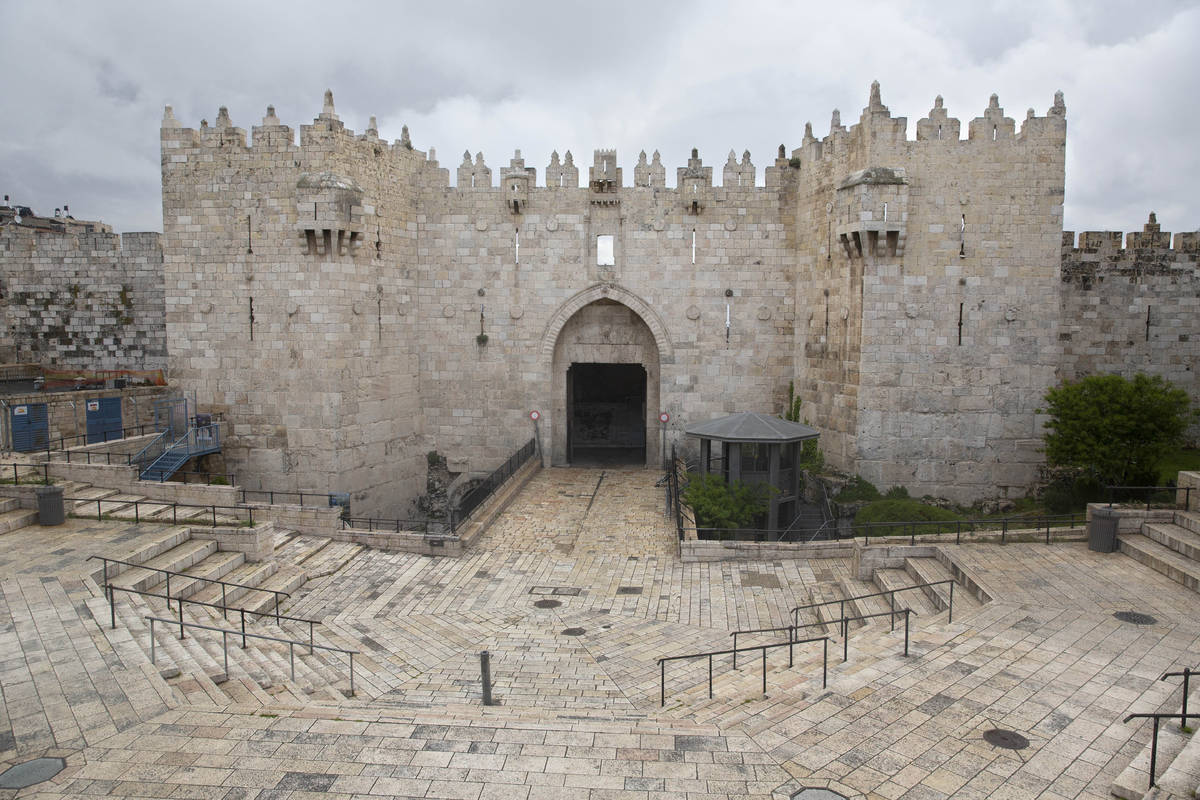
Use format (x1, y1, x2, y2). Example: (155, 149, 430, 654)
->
(11, 403, 49, 452)
(86, 397, 123, 444)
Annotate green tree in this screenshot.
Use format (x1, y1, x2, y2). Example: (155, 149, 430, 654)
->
(681, 473, 774, 530)
(1041, 374, 1196, 487)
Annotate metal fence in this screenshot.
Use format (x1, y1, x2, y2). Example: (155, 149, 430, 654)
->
(450, 438, 537, 531)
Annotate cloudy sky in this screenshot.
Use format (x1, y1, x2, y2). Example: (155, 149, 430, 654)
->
(1, 0, 1197, 236)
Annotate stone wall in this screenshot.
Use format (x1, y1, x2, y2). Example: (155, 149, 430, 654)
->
(0, 225, 165, 369)
(1, 386, 168, 452)
(1059, 216, 1199, 407)
(791, 87, 1067, 502)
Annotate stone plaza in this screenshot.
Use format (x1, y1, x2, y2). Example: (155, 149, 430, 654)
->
(1, 464, 1199, 798)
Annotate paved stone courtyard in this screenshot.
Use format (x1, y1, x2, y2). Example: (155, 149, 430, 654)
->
(1, 466, 1199, 798)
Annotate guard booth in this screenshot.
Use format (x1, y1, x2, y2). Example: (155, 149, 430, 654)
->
(85, 397, 123, 444)
(685, 411, 820, 537)
(10, 403, 49, 452)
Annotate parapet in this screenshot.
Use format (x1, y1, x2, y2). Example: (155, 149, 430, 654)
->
(1062, 213, 1200, 279)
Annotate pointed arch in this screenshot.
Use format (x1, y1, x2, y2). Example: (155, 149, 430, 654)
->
(540, 283, 673, 362)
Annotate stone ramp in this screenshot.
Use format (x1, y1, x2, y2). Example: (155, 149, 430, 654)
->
(0, 575, 173, 759)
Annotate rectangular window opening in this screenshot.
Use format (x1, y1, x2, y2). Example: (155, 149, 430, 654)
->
(596, 234, 615, 267)
(866, 230, 879, 257)
(886, 231, 899, 257)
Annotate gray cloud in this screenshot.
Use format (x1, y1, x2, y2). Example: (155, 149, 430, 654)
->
(1, 0, 1197, 236)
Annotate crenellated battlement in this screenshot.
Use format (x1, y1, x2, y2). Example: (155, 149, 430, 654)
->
(792, 83, 1067, 169)
(1063, 213, 1200, 279)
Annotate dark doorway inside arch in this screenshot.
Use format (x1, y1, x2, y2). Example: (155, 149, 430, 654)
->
(567, 363, 646, 465)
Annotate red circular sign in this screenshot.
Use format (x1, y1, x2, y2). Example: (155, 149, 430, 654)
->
(529, 410, 541, 421)
(659, 412, 670, 423)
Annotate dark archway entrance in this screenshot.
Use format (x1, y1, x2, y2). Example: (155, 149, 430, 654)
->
(567, 363, 646, 465)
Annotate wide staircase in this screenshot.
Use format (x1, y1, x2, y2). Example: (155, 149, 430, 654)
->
(1119, 509, 1200, 594)
(84, 526, 381, 708)
(656, 553, 986, 727)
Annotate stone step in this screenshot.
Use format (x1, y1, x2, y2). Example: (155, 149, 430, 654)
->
(274, 533, 332, 566)
(872, 568, 939, 620)
(837, 576, 893, 630)
(167, 551, 247, 602)
(187, 559, 280, 609)
(1144, 522, 1200, 562)
(107, 539, 219, 594)
(1112, 717, 1193, 799)
(902, 557, 982, 619)
(0, 507, 38, 534)
(239, 565, 308, 616)
(1119, 534, 1200, 593)
(0, 497, 19, 514)
(86, 527, 192, 584)
(301, 541, 364, 579)
(1153, 718, 1200, 798)
(70, 487, 119, 512)
(1175, 511, 1200, 537)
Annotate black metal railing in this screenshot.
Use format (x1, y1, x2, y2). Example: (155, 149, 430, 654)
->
(37, 423, 160, 455)
(658, 635, 829, 707)
(1122, 666, 1200, 791)
(450, 438, 537, 531)
(53, 448, 135, 466)
(173, 470, 236, 485)
(72, 498, 253, 527)
(102, 583, 319, 647)
(145, 615, 358, 696)
(241, 489, 338, 507)
(1106, 485, 1192, 512)
(341, 516, 437, 534)
(0, 461, 52, 485)
(88, 555, 288, 625)
(731, 608, 915, 668)
(683, 512, 1089, 545)
(790, 580, 956, 628)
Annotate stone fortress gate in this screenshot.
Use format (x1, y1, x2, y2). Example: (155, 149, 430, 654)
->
(4, 82, 1195, 519)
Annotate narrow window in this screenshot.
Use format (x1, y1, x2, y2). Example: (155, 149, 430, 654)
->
(959, 214, 966, 258)
(691, 228, 696, 264)
(958, 302, 964, 345)
(515, 228, 520, 264)
(937, 124, 942, 139)
(882, 202, 888, 223)
(596, 234, 614, 266)
(992, 125, 997, 141)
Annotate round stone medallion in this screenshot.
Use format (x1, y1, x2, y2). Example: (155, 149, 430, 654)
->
(983, 728, 1030, 750)
(790, 789, 848, 800)
(0, 757, 67, 789)
(685, 305, 701, 321)
(475, 218, 489, 231)
(724, 217, 737, 231)
(442, 304, 455, 318)
(756, 305, 771, 321)
(546, 217, 558, 232)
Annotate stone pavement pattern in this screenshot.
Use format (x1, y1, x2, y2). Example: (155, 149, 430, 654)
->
(1, 466, 1199, 798)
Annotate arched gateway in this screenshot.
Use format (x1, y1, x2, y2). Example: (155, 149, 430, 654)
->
(543, 285, 670, 467)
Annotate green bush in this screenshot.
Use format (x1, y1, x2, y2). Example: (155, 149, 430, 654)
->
(1042, 373, 1196, 487)
(783, 380, 825, 472)
(1041, 473, 1105, 514)
(884, 485, 910, 500)
(834, 476, 881, 503)
(854, 498, 962, 535)
(681, 472, 774, 530)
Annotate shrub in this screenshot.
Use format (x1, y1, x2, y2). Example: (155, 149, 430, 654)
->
(1042, 373, 1196, 488)
(834, 476, 881, 503)
(854, 497, 962, 536)
(681, 472, 774, 530)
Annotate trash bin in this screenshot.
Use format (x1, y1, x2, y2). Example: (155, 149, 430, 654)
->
(35, 485, 65, 526)
(1087, 507, 1119, 553)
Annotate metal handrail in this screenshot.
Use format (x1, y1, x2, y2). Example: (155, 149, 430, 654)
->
(682, 512, 1089, 545)
(102, 583, 318, 646)
(88, 555, 286, 611)
(450, 438, 537, 531)
(38, 423, 160, 454)
(788, 579, 955, 627)
(657, 635, 829, 707)
(341, 516, 438, 534)
(241, 489, 337, 507)
(145, 615, 357, 697)
(1121, 665, 1200, 790)
(0, 461, 51, 485)
(70, 496, 253, 527)
(731, 608, 916, 668)
(1106, 485, 1192, 512)
(130, 426, 174, 469)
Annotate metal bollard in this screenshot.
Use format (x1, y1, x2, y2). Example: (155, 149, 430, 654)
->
(480, 650, 494, 706)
